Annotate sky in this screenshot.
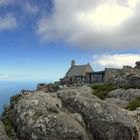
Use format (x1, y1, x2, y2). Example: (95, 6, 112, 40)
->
(0, 0, 140, 81)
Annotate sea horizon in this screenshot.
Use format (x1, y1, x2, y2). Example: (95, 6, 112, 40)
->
(0, 80, 53, 113)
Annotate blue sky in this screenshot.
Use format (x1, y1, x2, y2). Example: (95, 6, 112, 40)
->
(0, 0, 140, 81)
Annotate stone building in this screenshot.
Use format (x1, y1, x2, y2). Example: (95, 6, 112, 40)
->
(62, 60, 140, 86)
(64, 60, 93, 83)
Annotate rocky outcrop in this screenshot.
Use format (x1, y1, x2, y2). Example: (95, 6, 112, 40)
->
(108, 74, 140, 88)
(128, 110, 140, 140)
(0, 121, 10, 140)
(58, 87, 138, 140)
(37, 83, 59, 92)
(12, 91, 88, 140)
(1, 86, 140, 140)
(104, 98, 129, 109)
(108, 88, 140, 102)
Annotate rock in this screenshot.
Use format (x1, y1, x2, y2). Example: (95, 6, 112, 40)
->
(12, 91, 88, 140)
(136, 107, 140, 111)
(128, 110, 140, 140)
(20, 89, 31, 96)
(108, 89, 140, 102)
(3, 104, 11, 112)
(108, 72, 140, 88)
(37, 83, 59, 92)
(0, 121, 10, 140)
(2, 85, 140, 140)
(58, 86, 138, 140)
(36, 83, 47, 90)
(128, 75, 140, 88)
(104, 98, 129, 109)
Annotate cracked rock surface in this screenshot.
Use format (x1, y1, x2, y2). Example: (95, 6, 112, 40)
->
(1, 86, 140, 140)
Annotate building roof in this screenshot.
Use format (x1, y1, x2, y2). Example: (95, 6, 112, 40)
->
(65, 64, 93, 77)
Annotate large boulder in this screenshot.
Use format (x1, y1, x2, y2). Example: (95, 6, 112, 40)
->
(108, 89, 140, 102)
(128, 75, 140, 88)
(128, 110, 140, 140)
(104, 98, 129, 109)
(12, 91, 88, 140)
(58, 86, 139, 140)
(0, 121, 10, 140)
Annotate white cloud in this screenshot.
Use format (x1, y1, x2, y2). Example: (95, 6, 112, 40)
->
(0, 74, 9, 79)
(37, 0, 140, 50)
(24, 2, 39, 15)
(93, 54, 140, 69)
(0, 73, 31, 80)
(0, 14, 17, 31)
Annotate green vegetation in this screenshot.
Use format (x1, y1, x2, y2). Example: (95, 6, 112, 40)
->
(126, 98, 140, 111)
(2, 115, 13, 138)
(91, 83, 115, 100)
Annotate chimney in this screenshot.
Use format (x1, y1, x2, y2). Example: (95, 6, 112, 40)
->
(135, 61, 140, 69)
(71, 60, 75, 67)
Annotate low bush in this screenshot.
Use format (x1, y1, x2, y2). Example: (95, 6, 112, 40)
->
(2, 115, 13, 138)
(91, 83, 115, 100)
(126, 98, 140, 111)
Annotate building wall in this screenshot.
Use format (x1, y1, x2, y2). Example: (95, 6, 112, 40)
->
(85, 72, 105, 84)
(104, 67, 140, 82)
(104, 68, 123, 82)
(104, 67, 140, 87)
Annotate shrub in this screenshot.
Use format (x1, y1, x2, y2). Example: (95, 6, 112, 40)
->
(2, 115, 13, 138)
(91, 83, 115, 100)
(126, 98, 140, 111)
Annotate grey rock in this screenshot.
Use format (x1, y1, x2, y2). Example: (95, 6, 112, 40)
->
(12, 91, 88, 140)
(104, 98, 129, 109)
(37, 83, 59, 92)
(2, 85, 140, 140)
(108, 89, 140, 102)
(3, 104, 11, 112)
(108, 69, 140, 88)
(58, 86, 138, 140)
(0, 121, 10, 140)
(128, 110, 140, 140)
(136, 107, 140, 111)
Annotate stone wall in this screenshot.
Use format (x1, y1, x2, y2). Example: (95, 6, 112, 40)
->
(104, 68, 123, 82)
(105, 67, 140, 88)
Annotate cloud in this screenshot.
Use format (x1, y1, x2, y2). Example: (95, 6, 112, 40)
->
(37, 0, 140, 50)
(23, 2, 39, 15)
(93, 53, 140, 69)
(0, 74, 31, 79)
(0, 74, 9, 79)
(0, 14, 17, 31)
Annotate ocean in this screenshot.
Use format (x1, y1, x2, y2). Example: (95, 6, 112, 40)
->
(0, 81, 48, 113)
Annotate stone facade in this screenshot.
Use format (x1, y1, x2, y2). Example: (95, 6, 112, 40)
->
(63, 60, 140, 87)
(105, 65, 140, 88)
(63, 60, 93, 83)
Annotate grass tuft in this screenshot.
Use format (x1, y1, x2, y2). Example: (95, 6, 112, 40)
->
(91, 83, 115, 100)
(126, 98, 140, 111)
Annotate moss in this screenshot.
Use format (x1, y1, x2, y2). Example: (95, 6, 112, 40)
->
(91, 83, 115, 100)
(126, 98, 140, 111)
(3, 115, 13, 138)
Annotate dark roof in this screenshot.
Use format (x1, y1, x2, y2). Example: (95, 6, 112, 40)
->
(87, 71, 105, 75)
(65, 64, 93, 77)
